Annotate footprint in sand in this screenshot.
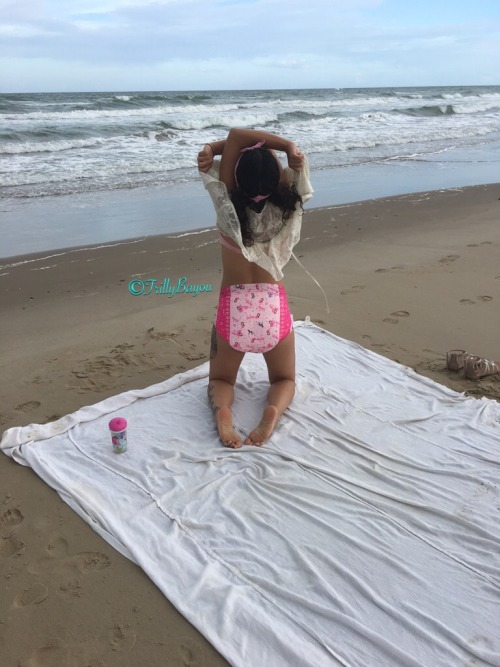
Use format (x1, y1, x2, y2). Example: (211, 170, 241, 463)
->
(21, 644, 72, 667)
(0, 508, 24, 530)
(460, 296, 493, 304)
(0, 401, 41, 424)
(15, 401, 41, 414)
(32, 535, 111, 577)
(439, 254, 459, 264)
(147, 327, 182, 342)
(383, 311, 410, 325)
(22, 623, 137, 667)
(340, 285, 366, 295)
(57, 580, 82, 600)
(0, 533, 25, 558)
(34, 537, 111, 601)
(179, 637, 205, 667)
(70, 342, 145, 392)
(180, 351, 207, 361)
(111, 342, 134, 353)
(14, 582, 49, 607)
(108, 624, 137, 652)
(375, 266, 404, 273)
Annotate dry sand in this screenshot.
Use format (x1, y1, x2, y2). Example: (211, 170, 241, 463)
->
(1, 183, 499, 666)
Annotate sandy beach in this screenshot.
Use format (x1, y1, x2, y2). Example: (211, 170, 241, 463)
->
(1, 183, 499, 666)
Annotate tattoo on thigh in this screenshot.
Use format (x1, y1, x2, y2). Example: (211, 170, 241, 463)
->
(207, 381, 219, 416)
(210, 325, 218, 360)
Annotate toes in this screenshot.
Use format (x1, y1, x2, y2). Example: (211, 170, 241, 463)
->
(216, 407, 242, 448)
(222, 432, 241, 448)
(225, 439, 242, 449)
(244, 434, 264, 446)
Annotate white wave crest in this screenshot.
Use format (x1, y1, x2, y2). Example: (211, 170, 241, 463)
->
(452, 102, 500, 114)
(2, 103, 243, 123)
(165, 112, 278, 130)
(0, 137, 105, 154)
(3, 86, 500, 201)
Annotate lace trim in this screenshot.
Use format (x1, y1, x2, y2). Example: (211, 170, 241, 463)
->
(201, 159, 312, 282)
(215, 286, 232, 340)
(279, 285, 292, 340)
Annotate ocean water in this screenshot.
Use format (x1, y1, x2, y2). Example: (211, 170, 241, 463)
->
(1, 86, 500, 256)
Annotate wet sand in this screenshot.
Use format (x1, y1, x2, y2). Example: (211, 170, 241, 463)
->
(1, 183, 499, 665)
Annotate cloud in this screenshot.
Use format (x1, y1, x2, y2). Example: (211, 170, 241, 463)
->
(0, 24, 60, 37)
(1, 0, 499, 91)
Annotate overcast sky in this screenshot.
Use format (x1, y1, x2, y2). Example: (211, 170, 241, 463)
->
(1, 0, 499, 93)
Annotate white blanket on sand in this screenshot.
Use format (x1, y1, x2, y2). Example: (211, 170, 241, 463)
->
(2, 321, 500, 667)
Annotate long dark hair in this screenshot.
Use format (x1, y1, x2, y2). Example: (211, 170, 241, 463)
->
(231, 147, 303, 247)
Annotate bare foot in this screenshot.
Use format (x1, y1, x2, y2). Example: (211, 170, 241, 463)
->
(245, 406, 279, 446)
(216, 406, 242, 449)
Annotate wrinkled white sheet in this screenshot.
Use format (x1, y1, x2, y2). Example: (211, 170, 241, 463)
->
(2, 321, 500, 667)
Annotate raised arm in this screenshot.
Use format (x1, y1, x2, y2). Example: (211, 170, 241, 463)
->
(220, 128, 304, 191)
(197, 139, 226, 173)
(197, 128, 304, 191)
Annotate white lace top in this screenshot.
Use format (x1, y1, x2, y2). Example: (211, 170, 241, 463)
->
(200, 156, 313, 281)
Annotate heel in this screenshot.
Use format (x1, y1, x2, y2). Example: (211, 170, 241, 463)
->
(446, 349, 471, 371)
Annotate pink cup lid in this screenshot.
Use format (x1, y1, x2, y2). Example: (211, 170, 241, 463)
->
(109, 417, 127, 432)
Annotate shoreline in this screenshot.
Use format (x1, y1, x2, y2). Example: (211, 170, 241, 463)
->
(1, 182, 499, 666)
(3, 145, 500, 258)
(1, 180, 499, 265)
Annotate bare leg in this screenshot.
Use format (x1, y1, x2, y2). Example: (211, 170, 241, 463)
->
(245, 329, 295, 446)
(208, 325, 244, 448)
(207, 380, 241, 448)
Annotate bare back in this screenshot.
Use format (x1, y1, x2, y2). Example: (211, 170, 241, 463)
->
(219, 234, 280, 288)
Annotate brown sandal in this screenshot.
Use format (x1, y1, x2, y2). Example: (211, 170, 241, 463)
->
(464, 357, 500, 380)
(446, 349, 473, 371)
